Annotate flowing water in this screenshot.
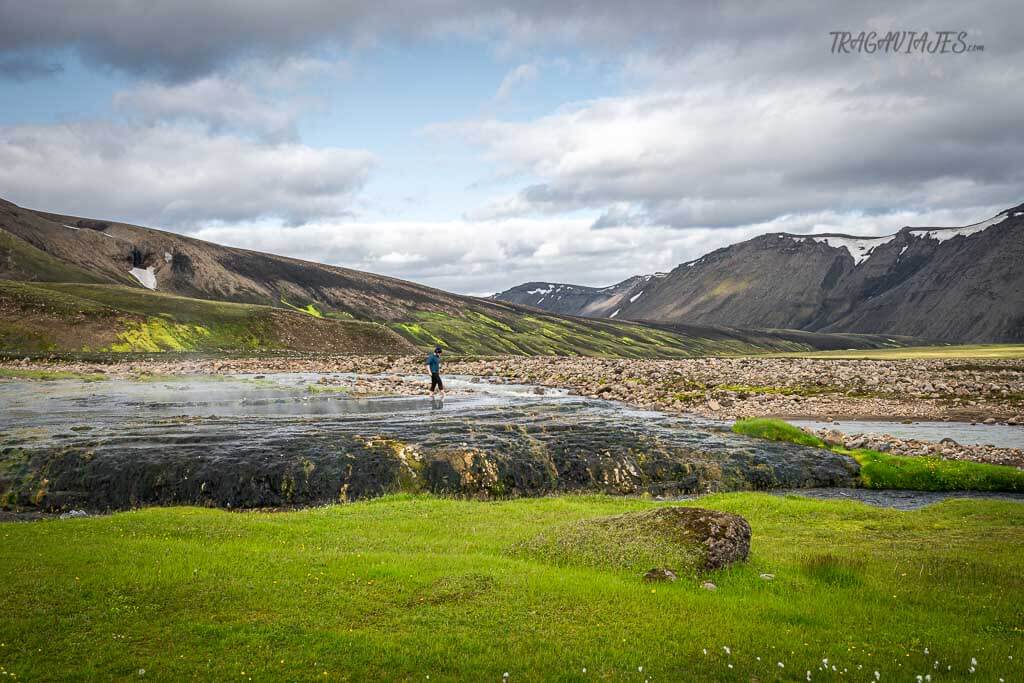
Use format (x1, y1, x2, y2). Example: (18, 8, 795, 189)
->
(0, 373, 859, 510)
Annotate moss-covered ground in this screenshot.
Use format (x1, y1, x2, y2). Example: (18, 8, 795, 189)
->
(1, 494, 1021, 681)
(0, 282, 409, 353)
(389, 309, 822, 358)
(733, 418, 1024, 492)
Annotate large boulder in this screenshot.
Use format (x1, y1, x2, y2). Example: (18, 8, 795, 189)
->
(513, 506, 751, 574)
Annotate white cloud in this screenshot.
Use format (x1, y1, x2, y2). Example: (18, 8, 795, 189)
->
(0, 121, 375, 226)
(494, 62, 539, 100)
(186, 203, 1006, 294)
(113, 57, 348, 142)
(455, 76, 1024, 228)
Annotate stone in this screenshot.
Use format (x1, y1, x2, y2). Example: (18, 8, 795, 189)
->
(643, 568, 678, 582)
(983, 417, 997, 425)
(517, 506, 752, 575)
(701, 581, 717, 591)
(759, 573, 775, 581)
(708, 399, 722, 411)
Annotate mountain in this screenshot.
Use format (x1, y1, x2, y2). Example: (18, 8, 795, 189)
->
(494, 206, 1024, 343)
(490, 274, 664, 318)
(0, 196, 916, 356)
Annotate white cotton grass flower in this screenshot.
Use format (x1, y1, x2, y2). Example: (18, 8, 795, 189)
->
(874, 671, 881, 680)
(778, 662, 785, 669)
(806, 670, 812, 681)
(822, 659, 828, 667)
(722, 646, 731, 655)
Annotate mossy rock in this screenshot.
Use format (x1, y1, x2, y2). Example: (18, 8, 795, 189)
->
(513, 506, 751, 574)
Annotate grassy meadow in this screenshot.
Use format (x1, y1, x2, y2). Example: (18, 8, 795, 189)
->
(2, 494, 1022, 681)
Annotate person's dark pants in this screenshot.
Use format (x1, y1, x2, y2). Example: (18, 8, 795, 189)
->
(430, 372, 444, 392)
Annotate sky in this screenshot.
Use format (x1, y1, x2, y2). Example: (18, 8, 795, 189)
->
(0, 2, 1022, 295)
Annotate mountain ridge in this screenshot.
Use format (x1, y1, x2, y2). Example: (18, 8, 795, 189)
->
(494, 205, 1024, 342)
(0, 196, 915, 356)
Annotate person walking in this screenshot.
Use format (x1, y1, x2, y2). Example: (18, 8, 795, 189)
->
(426, 345, 445, 398)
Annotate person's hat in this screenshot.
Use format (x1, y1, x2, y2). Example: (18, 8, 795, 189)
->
(434, 346, 443, 353)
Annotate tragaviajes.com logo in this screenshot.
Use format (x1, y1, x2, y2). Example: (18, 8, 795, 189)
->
(829, 31, 983, 54)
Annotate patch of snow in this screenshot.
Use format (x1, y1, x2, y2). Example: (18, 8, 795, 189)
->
(653, 272, 668, 278)
(609, 308, 620, 319)
(629, 290, 644, 303)
(909, 213, 1008, 243)
(164, 251, 173, 263)
(62, 224, 80, 231)
(810, 234, 897, 265)
(897, 245, 908, 259)
(129, 266, 157, 290)
(537, 297, 545, 304)
(526, 285, 555, 295)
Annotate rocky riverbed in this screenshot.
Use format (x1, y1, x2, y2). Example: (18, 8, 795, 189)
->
(0, 373, 859, 512)
(4, 353, 1022, 422)
(805, 426, 1024, 468)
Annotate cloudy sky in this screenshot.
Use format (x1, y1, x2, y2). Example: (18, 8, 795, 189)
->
(1, 1, 1021, 294)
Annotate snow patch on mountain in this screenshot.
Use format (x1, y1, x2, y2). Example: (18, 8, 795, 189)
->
(807, 235, 897, 265)
(129, 266, 157, 290)
(629, 290, 644, 303)
(909, 213, 1009, 243)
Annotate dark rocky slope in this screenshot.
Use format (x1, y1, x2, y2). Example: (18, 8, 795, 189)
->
(495, 205, 1024, 343)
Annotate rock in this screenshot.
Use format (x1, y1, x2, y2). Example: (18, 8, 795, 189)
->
(516, 506, 752, 575)
(707, 399, 722, 411)
(532, 386, 545, 395)
(643, 567, 678, 582)
(59, 509, 88, 519)
(822, 430, 845, 447)
(759, 573, 775, 581)
(983, 417, 997, 425)
(701, 581, 717, 591)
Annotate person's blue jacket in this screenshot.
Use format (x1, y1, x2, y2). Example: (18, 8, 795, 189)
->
(426, 352, 441, 374)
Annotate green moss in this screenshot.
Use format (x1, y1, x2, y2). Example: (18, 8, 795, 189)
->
(732, 418, 827, 448)
(511, 507, 712, 574)
(0, 368, 106, 381)
(733, 418, 1024, 492)
(844, 447, 1024, 492)
(108, 317, 213, 352)
(281, 298, 324, 318)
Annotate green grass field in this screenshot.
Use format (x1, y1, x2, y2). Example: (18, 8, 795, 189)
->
(2, 494, 1022, 681)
